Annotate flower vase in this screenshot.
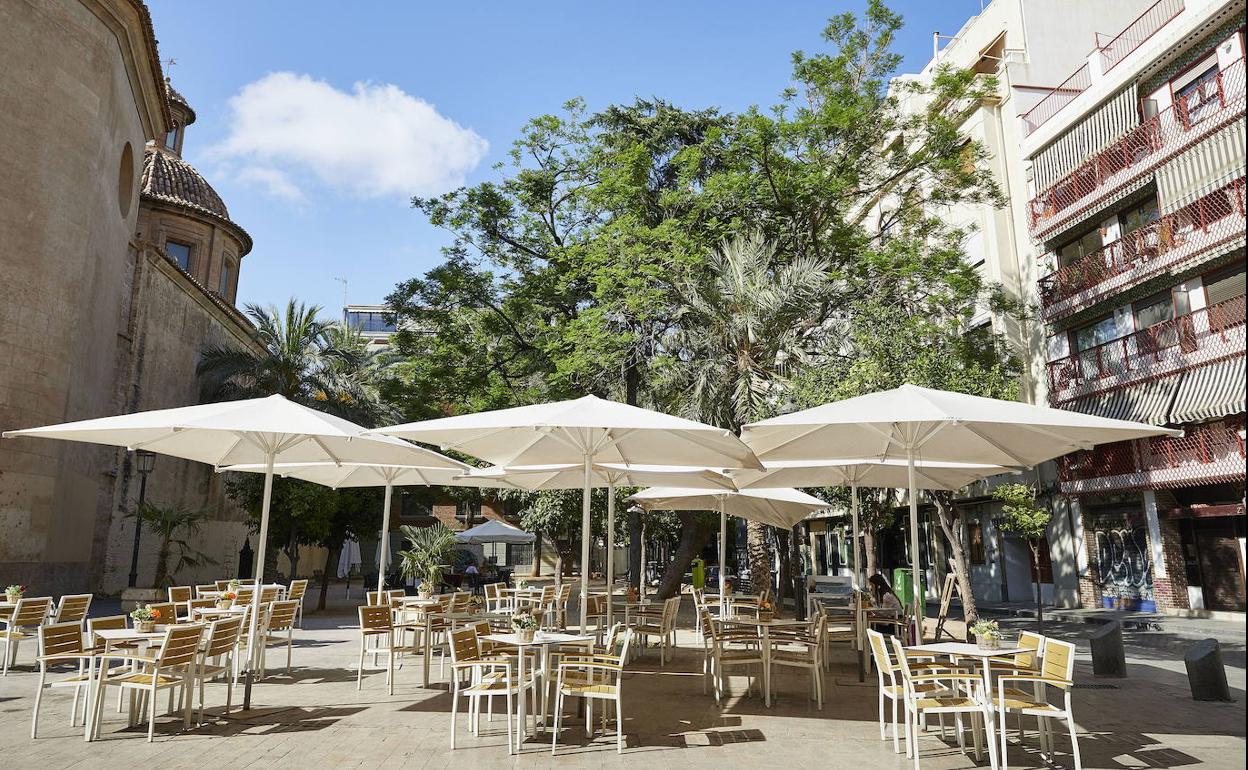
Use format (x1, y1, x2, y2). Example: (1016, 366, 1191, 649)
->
(977, 636, 1001, 651)
(137, 620, 156, 633)
(5, 593, 18, 604)
(517, 627, 536, 643)
(216, 599, 233, 610)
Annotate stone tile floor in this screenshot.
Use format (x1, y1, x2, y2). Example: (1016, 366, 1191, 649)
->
(0, 599, 1243, 769)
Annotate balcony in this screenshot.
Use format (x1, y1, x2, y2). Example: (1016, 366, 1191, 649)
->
(1046, 296, 1246, 403)
(1059, 417, 1246, 494)
(1027, 57, 1245, 241)
(1038, 178, 1246, 320)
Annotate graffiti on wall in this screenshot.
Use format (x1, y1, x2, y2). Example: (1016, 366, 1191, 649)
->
(1095, 525, 1154, 601)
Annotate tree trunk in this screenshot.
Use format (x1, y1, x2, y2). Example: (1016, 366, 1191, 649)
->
(931, 492, 978, 640)
(863, 528, 878, 580)
(790, 523, 807, 621)
(1031, 542, 1045, 632)
(263, 537, 280, 583)
(776, 527, 791, 613)
(654, 511, 714, 600)
(530, 530, 543, 577)
(627, 507, 643, 590)
(746, 521, 773, 596)
(153, 535, 171, 588)
(317, 543, 339, 611)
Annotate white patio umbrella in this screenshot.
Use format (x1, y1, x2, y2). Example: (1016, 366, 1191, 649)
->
(462, 463, 736, 625)
(731, 459, 1015, 587)
(628, 486, 829, 616)
(371, 395, 762, 631)
(221, 461, 483, 596)
(741, 383, 1182, 639)
(455, 518, 536, 545)
(3, 393, 464, 707)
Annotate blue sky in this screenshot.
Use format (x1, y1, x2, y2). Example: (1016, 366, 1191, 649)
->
(149, 1, 989, 317)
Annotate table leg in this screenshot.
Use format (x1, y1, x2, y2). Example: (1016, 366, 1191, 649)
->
(763, 627, 772, 708)
(82, 655, 97, 741)
(516, 646, 527, 752)
(422, 616, 431, 687)
(857, 607, 866, 682)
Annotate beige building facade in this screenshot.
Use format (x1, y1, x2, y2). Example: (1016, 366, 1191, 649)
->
(0, 0, 262, 595)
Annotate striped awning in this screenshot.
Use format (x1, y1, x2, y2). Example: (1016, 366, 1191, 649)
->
(1065, 375, 1182, 426)
(1170, 357, 1247, 424)
(1032, 84, 1139, 193)
(1156, 120, 1246, 214)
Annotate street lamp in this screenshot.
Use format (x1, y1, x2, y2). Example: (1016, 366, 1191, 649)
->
(127, 449, 156, 588)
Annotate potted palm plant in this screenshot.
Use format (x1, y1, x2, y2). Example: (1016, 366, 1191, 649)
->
(397, 523, 456, 597)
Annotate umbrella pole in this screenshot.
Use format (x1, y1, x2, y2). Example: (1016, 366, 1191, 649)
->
(907, 449, 922, 644)
(718, 501, 727, 619)
(851, 482, 862, 589)
(378, 480, 394, 596)
(581, 455, 592, 633)
(606, 483, 615, 628)
(639, 520, 646, 602)
(242, 447, 275, 710)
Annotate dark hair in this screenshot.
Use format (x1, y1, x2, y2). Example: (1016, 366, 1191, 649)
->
(868, 573, 897, 604)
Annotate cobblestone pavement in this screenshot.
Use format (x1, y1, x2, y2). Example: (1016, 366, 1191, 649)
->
(0, 595, 1243, 769)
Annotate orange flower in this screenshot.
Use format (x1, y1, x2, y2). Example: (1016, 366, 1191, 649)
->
(150, 609, 161, 619)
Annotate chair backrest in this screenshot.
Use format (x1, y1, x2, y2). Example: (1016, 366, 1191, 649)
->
(55, 593, 92, 624)
(215, 580, 234, 590)
(187, 598, 215, 614)
(288, 579, 308, 600)
(146, 602, 176, 626)
(386, 588, 406, 602)
(539, 585, 557, 604)
(612, 628, 634, 668)
(557, 582, 572, 608)
(38, 621, 85, 658)
(1015, 630, 1045, 670)
(585, 594, 606, 618)
(260, 586, 280, 604)
(267, 600, 299, 632)
(10, 596, 52, 627)
(167, 586, 193, 603)
(697, 608, 719, 645)
(156, 624, 204, 668)
(236, 587, 255, 604)
(449, 626, 480, 664)
(887, 636, 915, 687)
(205, 616, 244, 658)
(662, 595, 682, 630)
(195, 584, 218, 598)
(88, 614, 127, 634)
(365, 590, 384, 607)
(484, 582, 501, 602)
(1041, 638, 1076, 682)
(451, 592, 471, 613)
(867, 629, 898, 685)
(358, 605, 392, 632)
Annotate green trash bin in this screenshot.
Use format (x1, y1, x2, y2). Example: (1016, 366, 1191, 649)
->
(691, 558, 705, 590)
(892, 567, 918, 608)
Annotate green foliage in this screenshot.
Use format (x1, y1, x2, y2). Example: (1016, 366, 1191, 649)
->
(223, 473, 380, 551)
(992, 483, 1051, 542)
(396, 523, 457, 588)
(129, 502, 216, 587)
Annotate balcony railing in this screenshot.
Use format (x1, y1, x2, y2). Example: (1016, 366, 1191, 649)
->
(1059, 417, 1246, 493)
(1022, 0, 1183, 136)
(1038, 178, 1246, 318)
(1047, 296, 1247, 402)
(1028, 57, 1245, 240)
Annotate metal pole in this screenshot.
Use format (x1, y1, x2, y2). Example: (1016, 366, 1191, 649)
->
(718, 501, 728, 618)
(242, 446, 275, 710)
(639, 519, 646, 602)
(377, 479, 394, 596)
(606, 482, 615, 628)
(580, 454, 592, 632)
(851, 482, 862, 589)
(907, 448, 922, 644)
(127, 468, 150, 588)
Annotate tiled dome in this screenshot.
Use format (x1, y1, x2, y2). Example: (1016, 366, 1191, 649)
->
(140, 147, 252, 255)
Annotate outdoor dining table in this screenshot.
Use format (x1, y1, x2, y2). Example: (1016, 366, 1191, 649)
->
(481, 630, 594, 752)
(907, 641, 1027, 700)
(720, 615, 808, 707)
(201, 582, 287, 599)
(192, 606, 246, 620)
(83, 626, 170, 741)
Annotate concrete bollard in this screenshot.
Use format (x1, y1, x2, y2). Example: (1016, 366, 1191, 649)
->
(1089, 620, 1127, 677)
(1184, 638, 1232, 702)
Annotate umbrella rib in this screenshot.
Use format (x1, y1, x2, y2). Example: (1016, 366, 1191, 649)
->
(859, 422, 903, 460)
(310, 435, 343, 466)
(743, 423, 823, 458)
(664, 429, 761, 469)
(1013, 423, 1096, 451)
(958, 424, 1032, 467)
(128, 427, 183, 451)
(215, 433, 248, 467)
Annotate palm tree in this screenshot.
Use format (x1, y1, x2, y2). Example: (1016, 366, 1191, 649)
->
(396, 523, 457, 593)
(129, 503, 216, 587)
(666, 232, 830, 597)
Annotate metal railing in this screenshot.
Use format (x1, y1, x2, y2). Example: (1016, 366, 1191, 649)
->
(1099, 0, 1186, 72)
(1022, 64, 1092, 137)
(1059, 417, 1246, 491)
(1046, 295, 1247, 401)
(1028, 57, 1245, 239)
(1038, 178, 1246, 314)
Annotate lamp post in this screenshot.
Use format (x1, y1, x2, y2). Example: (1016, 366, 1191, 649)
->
(127, 450, 156, 588)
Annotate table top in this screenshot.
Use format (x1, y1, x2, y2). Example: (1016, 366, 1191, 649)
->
(721, 616, 808, 628)
(93, 628, 167, 642)
(909, 642, 1027, 658)
(193, 607, 246, 617)
(483, 631, 593, 648)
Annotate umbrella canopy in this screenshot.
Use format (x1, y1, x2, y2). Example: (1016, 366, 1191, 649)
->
(455, 519, 536, 545)
(3, 393, 460, 708)
(629, 486, 828, 614)
(741, 384, 1182, 639)
(372, 395, 762, 631)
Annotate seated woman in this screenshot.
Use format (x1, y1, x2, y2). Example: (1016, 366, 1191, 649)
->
(868, 573, 903, 613)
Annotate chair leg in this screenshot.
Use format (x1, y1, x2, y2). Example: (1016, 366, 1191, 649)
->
(357, 635, 366, 690)
(1000, 705, 1010, 770)
(1067, 712, 1082, 770)
(985, 709, 1000, 770)
(147, 686, 157, 743)
(31, 668, 45, 738)
(506, 671, 514, 756)
(616, 696, 624, 754)
(551, 685, 563, 755)
(892, 696, 902, 753)
(449, 678, 458, 750)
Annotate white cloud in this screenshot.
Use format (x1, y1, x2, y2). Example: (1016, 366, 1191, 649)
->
(211, 72, 488, 201)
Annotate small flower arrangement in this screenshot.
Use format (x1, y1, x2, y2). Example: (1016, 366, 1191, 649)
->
(130, 605, 162, 632)
(625, 585, 639, 603)
(971, 619, 1003, 650)
(516, 579, 529, 590)
(511, 609, 539, 641)
(216, 591, 237, 609)
(5, 584, 24, 602)
(228, 579, 241, 593)
(758, 599, 776, 621)
(468, 594, 484, 610)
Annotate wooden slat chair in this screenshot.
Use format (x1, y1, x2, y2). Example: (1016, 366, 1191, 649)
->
(555, 583, 573, 629)
(631, 595, 680, 665)
(144, 602, 177, 630)
(451, 591, 472, 614)
(448, 625, 521, 754)
(365, 590, 386, 607)
(890, 636, 998, 770)
(582, 594, 609, 642)
(551, 628, 633, 755)
(287, 579, 309, 627)
(214, 580, 234, 590)
(356, 605, 420, 695)
(52, 593, 92, 625)
(30, 621, 100, 736)
(167, 586, 193, 605)
(90, 624, 204, 742)
(195, 584, 218, 598)
(697, 607, 762, 703)
(866, 629, 960, 755)
(182, 598, 215, 622)
(189, 615, 244, 722)
(994, 637, 1081, 770)
(260, 586, 281, 605)
(235, 587, 255, 606)
(2, 596, 53, 675)
(484, 582, 514, 614)
(259, 600, 300, 679)
(770, 612, 828, 710)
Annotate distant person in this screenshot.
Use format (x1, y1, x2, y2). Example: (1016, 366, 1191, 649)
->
(868, 573, 903, 612)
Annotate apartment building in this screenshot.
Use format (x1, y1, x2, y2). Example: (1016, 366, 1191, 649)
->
(1022, 0, 1245, 614)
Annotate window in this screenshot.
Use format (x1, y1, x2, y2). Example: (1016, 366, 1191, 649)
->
(1134, 290, 1175, 331)
(164, 124, 180, 150)
(345, 311, 397, 334)
(1173, 55, 1221, 126)
(218, 257, 236, 297)
(1119, 198, 1159, 236)
(968, 519, 986, 565)
(455, 499, 481, 526)
(1056, 226, 1104, 268)
(1204, 263, 1246, 306)
(164, 240, 192, 271)
(1072, 315, 1119, 352)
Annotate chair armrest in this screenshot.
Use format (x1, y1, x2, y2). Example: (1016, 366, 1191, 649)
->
(909, 673, 984, 684)
(560, 653, 622, 665)
(93, 652, 160, 666)
(37, 653, 97, 664)
(997, 675, 1073, 689)
(450, 657, 514, 671)
(558, 660, 623, 673)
